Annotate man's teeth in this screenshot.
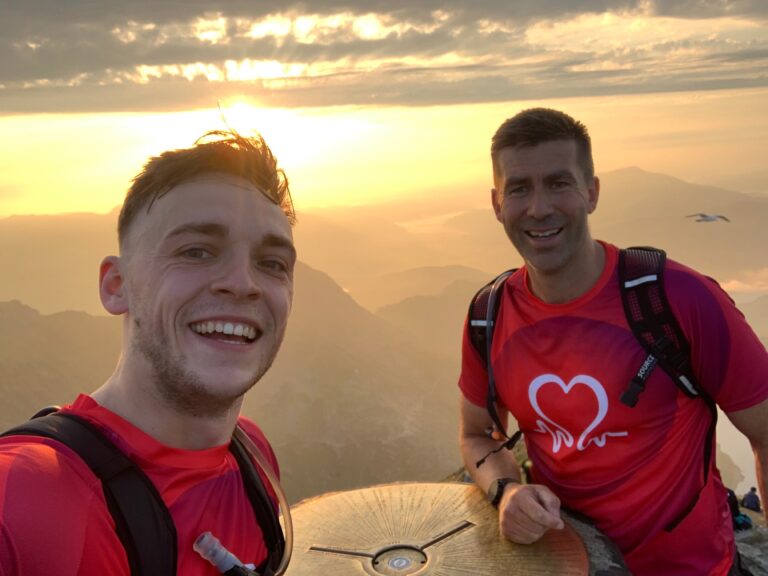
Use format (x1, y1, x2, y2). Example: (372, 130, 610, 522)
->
(528, 229, 560, 238)
(191, 321, 257, 340)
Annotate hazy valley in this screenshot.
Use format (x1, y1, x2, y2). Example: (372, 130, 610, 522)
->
(1, 167, 766, 503)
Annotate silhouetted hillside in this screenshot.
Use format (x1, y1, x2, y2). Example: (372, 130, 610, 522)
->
(0, 211, 118, 315)
(347, 265, 489, 312)
(0, 300, 121, 427)
(2, 168, 765, 315)
(245, 263, 460, 502)
(376, 279, 481, 359)
(0, 262, 462, 504)
(292, 212, 448, 286)
(593, 168, 768, 283)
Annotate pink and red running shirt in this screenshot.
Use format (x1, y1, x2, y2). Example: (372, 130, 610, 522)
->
(459, 242, 768, 576)
(0, 394, 279, 575)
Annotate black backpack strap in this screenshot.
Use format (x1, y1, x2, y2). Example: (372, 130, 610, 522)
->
(468, 269, 522, 468)
(618, 246, 718, 530)
(618, 247, 703, 405)
(1, 411, 177, 575)
(229, 435, 285, 576)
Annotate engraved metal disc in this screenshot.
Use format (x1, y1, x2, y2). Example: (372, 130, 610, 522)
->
(284, 482, 590, 575)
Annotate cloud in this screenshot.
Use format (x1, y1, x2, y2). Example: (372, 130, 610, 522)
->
(721, 268, 768, 295)
(1, 1, 766, 113)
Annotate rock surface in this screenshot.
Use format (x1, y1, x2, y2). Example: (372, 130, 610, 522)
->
(736, 509, 768, 576)
(445, 468, 768, 574)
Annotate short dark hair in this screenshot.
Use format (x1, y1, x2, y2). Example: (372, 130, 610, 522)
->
(118, 129, 295, 247)
(491, 108, 594, 182)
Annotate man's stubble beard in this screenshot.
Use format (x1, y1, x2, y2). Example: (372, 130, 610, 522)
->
(134, 320, 276, 419)
(511, 209, 591, 275)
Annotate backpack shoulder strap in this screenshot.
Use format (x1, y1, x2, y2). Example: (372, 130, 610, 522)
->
(229, 434, 285, 576)
(618, 246, 718, 531)
(468, 269, 522, 468)
(1, 411, 177, 576)
(618, 246, 704, 406)
(468, 269, 516, 368)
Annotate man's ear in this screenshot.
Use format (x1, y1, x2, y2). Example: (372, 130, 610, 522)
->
(587, 176, 600, 214)
(99, 256, 128, 315)
(491, 188, 503, 223)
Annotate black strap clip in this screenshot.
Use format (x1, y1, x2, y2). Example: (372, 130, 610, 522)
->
(475, 430, 523, 469)
(620, 337, 670, 408)
(620, 376, 646, 408)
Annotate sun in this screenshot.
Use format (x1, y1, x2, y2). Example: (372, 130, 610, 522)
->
(214, 99, 318, 166)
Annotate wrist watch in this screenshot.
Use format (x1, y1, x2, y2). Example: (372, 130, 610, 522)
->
(487, 477, 519, 509)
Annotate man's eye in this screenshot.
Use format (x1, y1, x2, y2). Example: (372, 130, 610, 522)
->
(259, 259, 289, 274)
(181, 247, 213, 259)
(506, 186, 527, 196)
(551, 180, 570, 189)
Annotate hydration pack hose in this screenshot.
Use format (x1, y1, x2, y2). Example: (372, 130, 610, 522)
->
(195, 426, 294, 575)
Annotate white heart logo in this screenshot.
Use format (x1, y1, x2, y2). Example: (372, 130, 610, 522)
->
(528, 374, 628, 453)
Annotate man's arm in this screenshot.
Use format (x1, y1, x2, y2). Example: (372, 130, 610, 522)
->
(726, 397, 768, 522)
(459, 397, 563, 544)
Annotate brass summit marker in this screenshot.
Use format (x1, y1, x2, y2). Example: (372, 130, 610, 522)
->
(285, 482, 591, 576)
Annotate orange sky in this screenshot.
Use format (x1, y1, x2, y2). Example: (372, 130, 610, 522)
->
(2, 3, 767, 217)
(0, 87, 766, 218)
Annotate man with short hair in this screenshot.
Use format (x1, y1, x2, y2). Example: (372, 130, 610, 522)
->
(458, 108, 768, 575)
(0, 130, 297, 574)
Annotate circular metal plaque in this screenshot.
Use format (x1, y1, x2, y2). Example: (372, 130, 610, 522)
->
(284, 482, 590, 576)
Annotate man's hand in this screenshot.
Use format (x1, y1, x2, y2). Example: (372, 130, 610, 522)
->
(498, 483, 564, 544)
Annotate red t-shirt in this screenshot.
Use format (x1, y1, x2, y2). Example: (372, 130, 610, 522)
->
(0, 395, 280, 575)
(459, 242, 768, 576)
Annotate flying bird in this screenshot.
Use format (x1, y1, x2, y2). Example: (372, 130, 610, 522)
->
(686, 213, 730, 222)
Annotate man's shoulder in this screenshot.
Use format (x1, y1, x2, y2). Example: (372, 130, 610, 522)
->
(0, 435, 123, 574)
(662, 257, 734, 313)
(0, 432, 103, 489)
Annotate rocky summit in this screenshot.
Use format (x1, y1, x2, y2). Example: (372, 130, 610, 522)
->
(736, 510, 768, 576)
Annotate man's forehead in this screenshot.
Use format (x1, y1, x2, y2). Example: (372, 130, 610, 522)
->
(497, 141, 580, 173)
(153, 176, 279, 216)
(159, 173, 266, 201)
(499, 139, 579, 159)
(123, 175, 291, 249)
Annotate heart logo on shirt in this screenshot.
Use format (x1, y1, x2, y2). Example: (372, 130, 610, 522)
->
(528, 374, 628, 453)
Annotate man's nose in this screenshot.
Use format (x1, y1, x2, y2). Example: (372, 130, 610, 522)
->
(526, 187, 554, 219)
(210, 253, 262, 298)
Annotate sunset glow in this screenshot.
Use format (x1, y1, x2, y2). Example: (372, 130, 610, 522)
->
(0, 2, 766, 215)
(1, 87, 766, 218)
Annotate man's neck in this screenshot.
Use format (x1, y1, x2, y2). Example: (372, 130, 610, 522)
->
(527, 240, 606, 304)
(92, 369, 242, 450)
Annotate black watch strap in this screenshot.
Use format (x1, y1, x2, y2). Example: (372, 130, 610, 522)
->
(488, 477, 519, 509)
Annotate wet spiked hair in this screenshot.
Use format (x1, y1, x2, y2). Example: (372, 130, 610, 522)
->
(118, 129, 295, 247)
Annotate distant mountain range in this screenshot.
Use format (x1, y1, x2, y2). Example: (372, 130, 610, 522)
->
(1, 167, 765, 316)
(0, 167, 765, 501)
(0, 300, 121, 422)
(347, 265, 489, 312)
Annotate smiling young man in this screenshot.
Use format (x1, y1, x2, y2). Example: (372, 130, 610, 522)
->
(0, 131, 296, 574)
(458, 108, 768, 575)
